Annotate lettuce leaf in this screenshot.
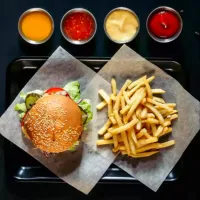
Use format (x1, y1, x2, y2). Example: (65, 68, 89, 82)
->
(69, 140, 80, 152)
(14, 103, 27, 112)
(78, 99, 93, 129)
(19, 92, 26, 100)
(63, 81, 80, 102)
(18, 112, 25, 119)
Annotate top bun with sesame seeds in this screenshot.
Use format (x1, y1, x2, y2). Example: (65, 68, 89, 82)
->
(22, 95, 83, 153)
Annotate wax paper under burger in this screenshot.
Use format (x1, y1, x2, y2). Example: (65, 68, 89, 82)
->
(0, 45, 199, 194)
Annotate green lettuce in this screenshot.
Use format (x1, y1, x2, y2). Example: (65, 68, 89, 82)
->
(79, 99, 93, 128)
(18, 112, 25, 119)
(14, 103, 27, 112)
(19, 92, 26, 100)
(69, 140, 80, 151)
(63, 81, 80, 102)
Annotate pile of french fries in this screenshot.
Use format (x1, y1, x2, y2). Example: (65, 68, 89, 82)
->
(96, 75, 178, 158)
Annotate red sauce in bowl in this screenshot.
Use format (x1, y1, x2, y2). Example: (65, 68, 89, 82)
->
(63, 12, 95, 41)
(148, 10, 181, 38)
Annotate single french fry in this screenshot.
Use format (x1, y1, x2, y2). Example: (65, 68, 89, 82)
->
(151, 89, 166, 94)
(110, 117, 139, 135)
(113, 137, 119, 147)
(151, 124, 157, 136)
(128, 129, 136, 154)
(170, 114, 178, 120)
(112, 147, 119, 153)
(140, 107, 148, 119)
(143, 103, 165, 124)
(158, 140, 175, 148)
(126, 89, 146, 121)
(147, 113, 155, 118)
(166, 115, 172, 119)
(136, 105, 143, 118)
(96, 101, 107, 110)
(136, 140, 175, 153)
(145, 123, 151, 133)
(136, 143, 159, 153)
(98, 89, 110, 104)
(171, 110, 178, 114)
(118, 135, 123, 142)
(158, 127, 172, 137)
(166, 103, 176, 108)
(130, 127, 137, 144)
(136, 128, 147, 139)
(120, 96, 127, 124)
(141, 98, 146, 104)
(114, 80, 132, 111)
(144, 77, 153, 99)
(104, 132, 113, 140)
(145, 118, 159, 124)
(96, 139, 114, 145)
(121, 150, 128, 155)
(98, 119, 111, 135)
(110, 115, 117, 124)
(111, 78, 117, 96)
(120, 96, 126, 108)
(154, 125, 164, 137)
(120, 104, 131, 115)
(110, 94, 116, 101)
(136, 121, 142, 131)
(130, 151, 159, 158)
(108, 126, 118, 132)
(119, 146, 126, 151)
(128, 76, 147, 89)
(123, 90, 130, 105)
(162, 120, 171, 127)
(136, 137, 158, 148)
(113, 110, 130, 155)
(163, 111, 172, 118)
(153, 96, 165, 104)
(159, 109, 168, 115)
(144, 132, 151, 139)
(108, 100, 112, 117)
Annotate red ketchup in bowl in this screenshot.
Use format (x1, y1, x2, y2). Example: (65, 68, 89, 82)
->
(148, 10, 181, 38)
(63, 12, 95, 41)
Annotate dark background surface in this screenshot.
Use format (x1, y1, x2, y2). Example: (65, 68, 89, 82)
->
(0, 0, 200, 199)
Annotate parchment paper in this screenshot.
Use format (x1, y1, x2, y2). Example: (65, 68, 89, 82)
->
(98, 45, 200, 192)
(1, 45, 200, 194)
(0, 46, 116, 194)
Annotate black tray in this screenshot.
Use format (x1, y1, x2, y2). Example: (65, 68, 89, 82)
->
(5, 57, 185, 184)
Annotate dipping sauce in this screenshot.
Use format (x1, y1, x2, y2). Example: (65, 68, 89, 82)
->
(21, 10, 53, 42)
(63, 12, 95, 41)
(148, 10, 181, 38)
(105, 9, 139, 43)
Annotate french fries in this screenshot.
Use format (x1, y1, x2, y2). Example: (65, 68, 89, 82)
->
(96, 101, 107, 110)
(97, 76, 178, 158)
(98, 119, 111, 135)
(98, 89, 110, 104)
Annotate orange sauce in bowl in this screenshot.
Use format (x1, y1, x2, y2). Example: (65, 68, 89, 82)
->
(21, 11, 52, 42)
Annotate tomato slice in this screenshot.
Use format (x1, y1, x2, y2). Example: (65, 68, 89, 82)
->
(45, 87, 64, 94)
(45, 87, 69, 97)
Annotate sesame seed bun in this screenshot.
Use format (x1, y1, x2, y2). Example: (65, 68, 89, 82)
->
(22, 95, 83, 153)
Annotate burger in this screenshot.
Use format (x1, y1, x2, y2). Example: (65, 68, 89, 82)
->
(15, 81, 93, 153)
